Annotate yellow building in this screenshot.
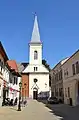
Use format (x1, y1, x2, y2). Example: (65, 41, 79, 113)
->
(50, 58, 68, 102)
(62, 50, 79, 106)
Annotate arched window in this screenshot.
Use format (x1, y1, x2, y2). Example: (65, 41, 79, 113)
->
(34, 51, 38, 60)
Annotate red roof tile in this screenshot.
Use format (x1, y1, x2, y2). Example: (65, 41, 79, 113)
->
(7, 60, 18, 72)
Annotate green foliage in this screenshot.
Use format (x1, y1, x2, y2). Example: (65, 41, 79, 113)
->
(42, 59, 51, 71)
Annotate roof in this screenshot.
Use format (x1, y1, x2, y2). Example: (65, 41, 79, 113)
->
(0, 41, 9, 61)
(7, 60, 18, 72)
(30, 15, 41, 44)
(17, 62, 29, 73)
(61, 49, 79, 66)
(51, 57, 69, 70)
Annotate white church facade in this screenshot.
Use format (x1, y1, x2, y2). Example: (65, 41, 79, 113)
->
(22, 15, 49, 99)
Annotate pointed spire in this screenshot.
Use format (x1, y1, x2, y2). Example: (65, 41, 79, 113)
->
(30, 14, 41, 43)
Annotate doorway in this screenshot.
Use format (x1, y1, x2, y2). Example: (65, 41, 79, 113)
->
(33, 88, 38, 100)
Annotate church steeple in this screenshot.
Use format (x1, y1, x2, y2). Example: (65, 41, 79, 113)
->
(29, 14, 42, 65)
(30, 14, 41, 43)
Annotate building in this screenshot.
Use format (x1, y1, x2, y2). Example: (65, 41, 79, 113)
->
(7, 60, 21, 104)
(50, 58, 68, 102)
(21, 15, 49, 99)
(62, 50, 79, 106)
(0, 41, 9, 106)
(17, 63, 29, 101)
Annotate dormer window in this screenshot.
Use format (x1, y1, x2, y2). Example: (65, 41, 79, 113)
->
(34, 51, 38, 60)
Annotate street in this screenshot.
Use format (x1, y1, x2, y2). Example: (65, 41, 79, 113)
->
(38, 100, 79, 120)
(0, 100, 62, 120)
(0, 100, 79, 120)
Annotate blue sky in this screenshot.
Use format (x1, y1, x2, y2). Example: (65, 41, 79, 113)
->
(0, 0, 79, 68)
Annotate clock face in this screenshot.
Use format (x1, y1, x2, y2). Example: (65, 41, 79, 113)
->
(34, 79, 38, 83)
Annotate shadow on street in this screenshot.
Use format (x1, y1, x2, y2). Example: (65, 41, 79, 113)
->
(38, 99, 79, 120)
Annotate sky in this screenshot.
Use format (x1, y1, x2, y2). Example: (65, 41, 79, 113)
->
(0, 0, 79, 68)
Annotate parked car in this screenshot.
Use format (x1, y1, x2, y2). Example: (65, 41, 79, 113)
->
(47, 97, 59, 104)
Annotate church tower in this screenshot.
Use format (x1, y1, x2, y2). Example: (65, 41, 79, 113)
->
(23, 14, 49, 99)
(29, 15, 42, 65)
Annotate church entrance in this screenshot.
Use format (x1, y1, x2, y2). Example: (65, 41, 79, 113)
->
(33, 88, 38, 100)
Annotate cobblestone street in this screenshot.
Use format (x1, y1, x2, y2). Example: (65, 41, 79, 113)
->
(0, 100, 62, 120)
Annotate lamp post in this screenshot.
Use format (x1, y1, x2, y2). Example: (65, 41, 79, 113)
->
(17, 82, 22, 111)
(24, 83, 26, 100)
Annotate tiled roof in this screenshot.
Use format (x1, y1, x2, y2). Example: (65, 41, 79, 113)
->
(7, 60, 18, 72)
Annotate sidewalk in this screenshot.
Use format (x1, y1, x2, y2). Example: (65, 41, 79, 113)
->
(0, 100, 62, 120)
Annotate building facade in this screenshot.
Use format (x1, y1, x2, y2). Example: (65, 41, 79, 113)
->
(0, 42, 9, 106)
(7, 60, 21, 104)
(17, 63, 29, 101)
(62, 50, 79, 106)
(50, 58, 68, 102)
(22, 15, 49, 99)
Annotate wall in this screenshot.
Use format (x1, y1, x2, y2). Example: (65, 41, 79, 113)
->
(29, 73, 49, 98)
(0, 53, 4, 106)
(29, 44, 42, 65)
(62, 51, 79, 106)
(23, 64, 49, 73)
(21, 74, 29, 98)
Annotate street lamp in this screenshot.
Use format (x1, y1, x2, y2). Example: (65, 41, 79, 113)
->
(17, 82, 22, 111)
(24, 83, 27, 99)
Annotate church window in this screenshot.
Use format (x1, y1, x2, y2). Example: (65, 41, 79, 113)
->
(34, 67, 38, 71)
(34, 51, 38, 60)
(34, 79, 38, 83)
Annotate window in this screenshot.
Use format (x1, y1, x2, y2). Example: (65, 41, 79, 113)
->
(76, 61, 79, 74)
(16, 77, 18, 85)
(0, 60, 3, 72)
(60, 70, 62, 80)
(72, 64, 75, 75)
(34, 79, 38, 83)
(59, 88, 63, 97)
(34, 67, 38, 71)
(13, 77, 16, 85)
(65, 88, 67, 97)
(64, 69, 68, 78)
(68, 87, 70, 98)
(9, 73, 13, 83)
(34, 51, 38, 60)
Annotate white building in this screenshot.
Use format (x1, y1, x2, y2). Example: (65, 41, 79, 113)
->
(22, 15, 49, 99)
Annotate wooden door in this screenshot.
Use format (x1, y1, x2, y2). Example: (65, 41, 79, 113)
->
(33, 91, 38, 100)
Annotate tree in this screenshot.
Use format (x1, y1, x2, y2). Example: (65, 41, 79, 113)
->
(42, 59, 51, 71)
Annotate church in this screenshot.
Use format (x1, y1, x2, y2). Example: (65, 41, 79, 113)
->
(18, 15, 49, 99)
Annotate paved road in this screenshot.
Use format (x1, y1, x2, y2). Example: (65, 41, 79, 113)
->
(0, 100, 62, 120)
(46, 104, 79, 120)
(38, 100, 79, 120)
